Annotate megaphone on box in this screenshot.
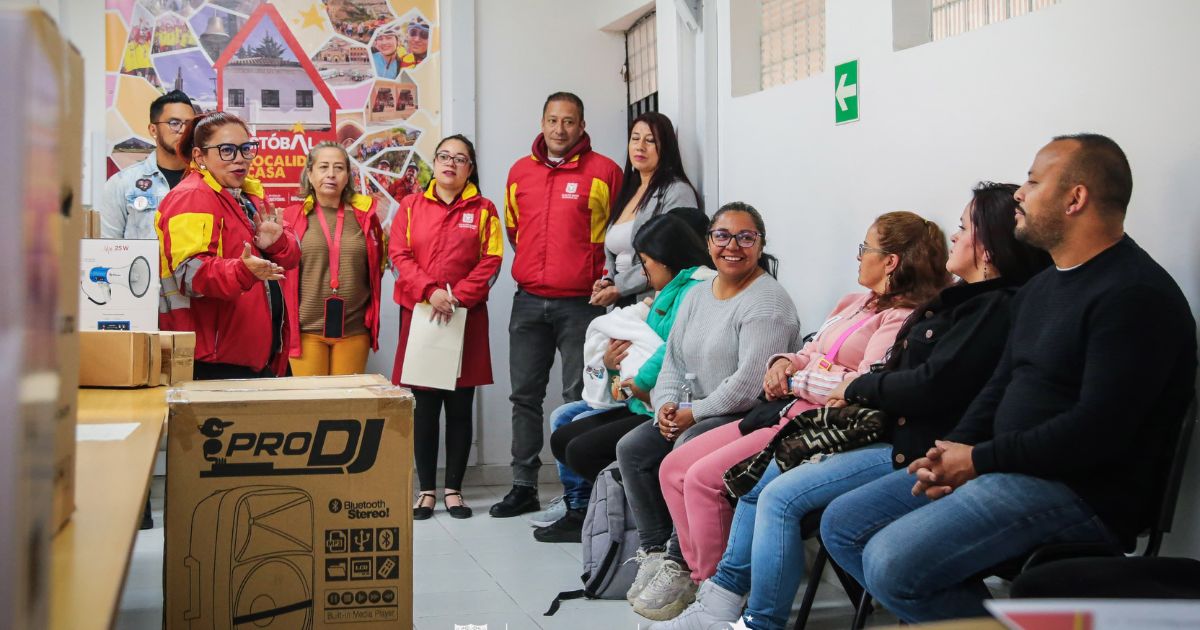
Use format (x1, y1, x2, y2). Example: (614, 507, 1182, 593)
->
(81, 255, 152, 304)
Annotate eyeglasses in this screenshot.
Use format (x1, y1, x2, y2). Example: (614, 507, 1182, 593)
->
(200, 141, 260, 161)
(408, 28, 429, 40)
(153, 118, 190, 132)
(858, 243, 891, 257)
(708, 229, 762, 248)
(435, 151, 471, 167)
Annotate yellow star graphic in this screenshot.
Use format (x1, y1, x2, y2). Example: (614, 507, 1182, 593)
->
(292, 122, 306, 133)
(299, 4, 325, 29)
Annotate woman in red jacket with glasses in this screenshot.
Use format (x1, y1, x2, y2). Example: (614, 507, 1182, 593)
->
(390, 135, 503, 520)
(156, 111, 300, 379)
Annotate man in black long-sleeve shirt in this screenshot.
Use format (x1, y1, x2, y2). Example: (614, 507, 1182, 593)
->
(821, 134, 1197, 623)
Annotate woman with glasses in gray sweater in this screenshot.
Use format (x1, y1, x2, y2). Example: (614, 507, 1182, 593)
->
(616, 202, 801, 621)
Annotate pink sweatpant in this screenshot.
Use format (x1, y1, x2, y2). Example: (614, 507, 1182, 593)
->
(659, 414, 793, 581)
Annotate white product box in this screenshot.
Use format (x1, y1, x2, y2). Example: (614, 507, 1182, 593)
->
(79, 239, 161, 331)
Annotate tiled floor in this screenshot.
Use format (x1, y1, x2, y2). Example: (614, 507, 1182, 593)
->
(117, 483, 892, 630)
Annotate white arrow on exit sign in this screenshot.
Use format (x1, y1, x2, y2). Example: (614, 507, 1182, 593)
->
(836, 73, 857, 111)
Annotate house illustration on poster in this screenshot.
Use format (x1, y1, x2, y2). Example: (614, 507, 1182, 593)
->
(215, 4, 337, 131)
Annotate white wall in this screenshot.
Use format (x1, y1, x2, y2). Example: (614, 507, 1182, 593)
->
(28, 0, 106, 205)
(465, 0, 628, 477)
(713, 0, 1200, 556)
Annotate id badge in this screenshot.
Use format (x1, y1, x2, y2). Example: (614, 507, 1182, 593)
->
(323, 295, 345, 339)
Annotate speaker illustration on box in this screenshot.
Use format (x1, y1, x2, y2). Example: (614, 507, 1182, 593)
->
(80, 255, 152, 305)
(184, 486, 314, 629)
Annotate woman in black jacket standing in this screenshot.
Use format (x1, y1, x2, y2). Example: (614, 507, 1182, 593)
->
(660, 182, 1052, 630)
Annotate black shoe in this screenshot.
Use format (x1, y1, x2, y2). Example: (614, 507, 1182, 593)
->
(533, 508, 585, 543)
(413, 492, 435, 521)
(139, 498, 153, 530)
(489, 485, 539, 518)
(443, 491, 473, 519)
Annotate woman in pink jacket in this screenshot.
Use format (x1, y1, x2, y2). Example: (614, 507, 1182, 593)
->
(641, 211, 949, 619)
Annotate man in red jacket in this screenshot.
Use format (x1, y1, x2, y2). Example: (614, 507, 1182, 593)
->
(490, 92, 623, 517)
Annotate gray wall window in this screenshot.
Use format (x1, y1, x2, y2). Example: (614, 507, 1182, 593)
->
(761, 0, 825, 90)
(933, 0, 1060, 41)
(262, 89, 279, 109)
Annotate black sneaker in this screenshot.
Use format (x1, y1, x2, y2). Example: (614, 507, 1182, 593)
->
(139, 498, 154, 530)
(488, 485, 539, 518)
(533, 508, 585, 543)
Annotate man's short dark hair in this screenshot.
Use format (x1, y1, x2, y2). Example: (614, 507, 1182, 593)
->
(1052, 133, 1133, 214)
(542, 91, 584, 121)
(150, 90, 195, 122)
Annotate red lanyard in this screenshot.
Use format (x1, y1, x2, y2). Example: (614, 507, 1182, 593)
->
(314, 205, 345, 293)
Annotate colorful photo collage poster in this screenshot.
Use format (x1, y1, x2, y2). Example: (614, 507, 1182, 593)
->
(104, 0, 440, 221)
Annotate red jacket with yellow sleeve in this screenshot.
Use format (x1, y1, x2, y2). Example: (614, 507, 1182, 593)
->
(155, 170, 300, 374)
(388, 182, 503, 387)
(504, 133, 622, 298)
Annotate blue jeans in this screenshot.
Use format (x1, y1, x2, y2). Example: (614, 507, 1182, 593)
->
(550, 401, 608, 510)
(709, 445, 894, 630)
(821, 468, 1119, 623)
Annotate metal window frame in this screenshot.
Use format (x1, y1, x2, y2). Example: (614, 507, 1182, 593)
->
(624, 10, 659, 124)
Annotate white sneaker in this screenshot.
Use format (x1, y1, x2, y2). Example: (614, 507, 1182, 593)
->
(633, 559, 698, 621)
(625, 548, 666, 604)
(527, 496, 566, 528)
(648, 580, 747, 629)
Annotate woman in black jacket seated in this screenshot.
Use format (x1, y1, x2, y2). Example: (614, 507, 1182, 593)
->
(659, 182, 1053, 630)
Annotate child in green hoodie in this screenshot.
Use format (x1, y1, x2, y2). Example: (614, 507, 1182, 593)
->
(533, 212, 713, 543)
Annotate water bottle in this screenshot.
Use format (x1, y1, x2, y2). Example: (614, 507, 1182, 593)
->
(678, 373, 697, 410)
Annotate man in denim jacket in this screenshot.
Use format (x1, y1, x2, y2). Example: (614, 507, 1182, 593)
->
(97, 90, 195, 239)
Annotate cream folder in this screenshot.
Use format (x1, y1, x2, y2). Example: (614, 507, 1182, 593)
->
(401, 303, 467, 390)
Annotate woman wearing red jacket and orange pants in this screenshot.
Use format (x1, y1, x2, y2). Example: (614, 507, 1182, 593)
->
(390, 135, 504, 520)
(282, 142, 385, 375)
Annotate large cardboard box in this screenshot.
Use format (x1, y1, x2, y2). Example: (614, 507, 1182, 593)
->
(79, 238, 160, 331)
(166, 375, 414, 630)
(159, 331, 196, 385)
(0, 8, 66, 630)
(51, 39, 85, 532)
(79, 331, 162, 388)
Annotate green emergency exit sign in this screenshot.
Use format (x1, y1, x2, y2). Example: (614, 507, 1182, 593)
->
(834, 59, 859, 125)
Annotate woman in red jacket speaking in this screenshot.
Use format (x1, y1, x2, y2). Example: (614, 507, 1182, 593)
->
(390, 135, 503, 519)
(282, 142, 385, 376)
(157, 112, 300, 379)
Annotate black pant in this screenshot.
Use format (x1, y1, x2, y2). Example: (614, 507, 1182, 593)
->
(507, 290, 603, 486)
(549, 407, 645, 481)
(413, 387, 476, 491)
(615, 414, 739, 554)
(193, 361, 273, 380)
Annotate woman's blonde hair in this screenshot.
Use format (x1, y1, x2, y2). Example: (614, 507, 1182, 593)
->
(298, 141, 357, 205)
